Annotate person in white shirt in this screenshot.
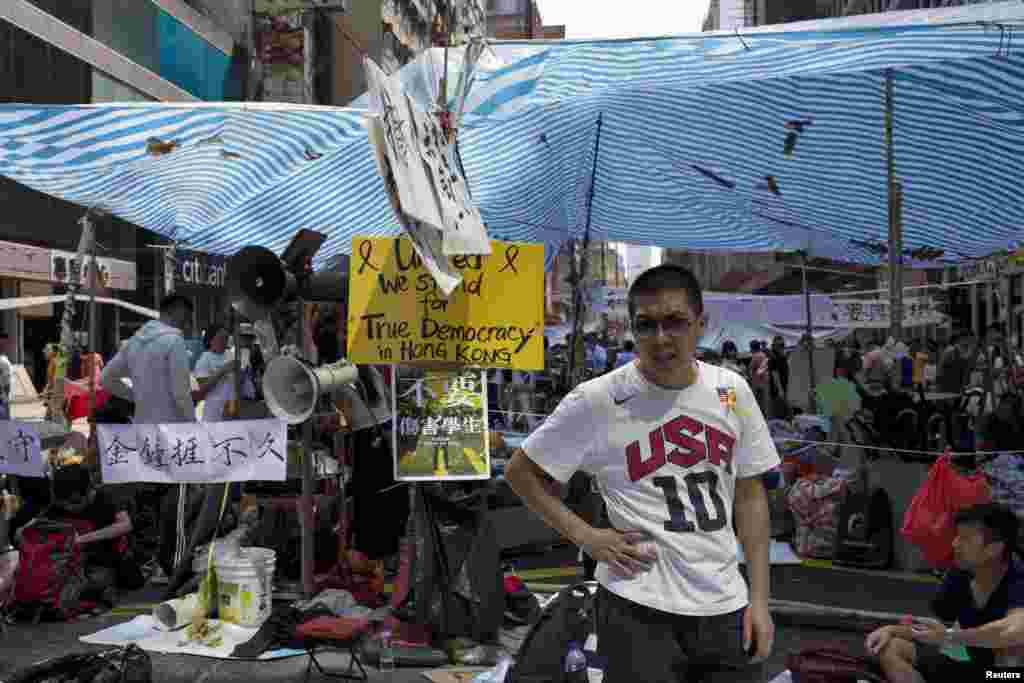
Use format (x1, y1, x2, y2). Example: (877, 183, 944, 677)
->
(193, 324, 238, 422)
(102, 296, 229, 592)
(506, 264, 779, 682)
(0, 333, 13, 421)
(101, 295, 197, 425)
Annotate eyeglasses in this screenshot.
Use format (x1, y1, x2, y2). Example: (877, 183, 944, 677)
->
(633, 316, 693, 338)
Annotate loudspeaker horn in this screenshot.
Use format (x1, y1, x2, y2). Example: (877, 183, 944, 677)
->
(226, 246, 349, 321)
(226, 246, 294, 322)
(263, 355, 358, 424)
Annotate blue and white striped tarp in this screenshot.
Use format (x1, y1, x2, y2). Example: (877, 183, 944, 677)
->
(2, 2, 1024, 269)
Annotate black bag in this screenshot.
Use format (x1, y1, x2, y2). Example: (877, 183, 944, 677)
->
(7, 644, 152, 683)
(116, 544, 146, 590)
(833, 486, 894, 570)
(507, 582, 598, 683)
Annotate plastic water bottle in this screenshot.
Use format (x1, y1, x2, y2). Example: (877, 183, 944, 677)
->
(378, 628, 395, 672)
(564, 641, 587, 683)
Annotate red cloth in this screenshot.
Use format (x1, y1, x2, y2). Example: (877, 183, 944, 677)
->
(296, 616, 371, 643)
(504, 575, 528, 595)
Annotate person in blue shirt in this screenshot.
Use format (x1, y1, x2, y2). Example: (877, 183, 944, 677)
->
(614, 340, 637, 368)
(585, 335, 608, 375)
(866, 503, 1024, 680)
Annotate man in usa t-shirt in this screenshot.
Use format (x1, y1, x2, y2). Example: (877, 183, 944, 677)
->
(506, 264, 779, 682)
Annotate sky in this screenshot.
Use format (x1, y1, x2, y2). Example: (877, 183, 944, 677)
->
(533, 1, 713, 274)
(536, 0, 712, 39)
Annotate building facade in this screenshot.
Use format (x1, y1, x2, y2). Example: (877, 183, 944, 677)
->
(704, 0, 1001, 30)
(0, 0, 249, 379)
(323, 0, 486, 106)
(486, 0, 563, 40)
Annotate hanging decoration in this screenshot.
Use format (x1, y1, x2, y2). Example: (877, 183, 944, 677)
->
(783, 119, 813, 158)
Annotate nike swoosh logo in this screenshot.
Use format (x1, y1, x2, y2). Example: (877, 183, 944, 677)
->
(613, 395, 635, 406)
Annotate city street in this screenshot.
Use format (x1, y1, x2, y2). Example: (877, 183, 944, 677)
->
(0, 556, 936, 682)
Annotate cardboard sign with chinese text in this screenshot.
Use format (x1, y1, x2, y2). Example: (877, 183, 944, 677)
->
(366, 112, 463, 296)
(97, 419, 287, 484)
(393, 368, 489, 482)
(0, 421, 45, 478)
(347, 236, 544, 370)
(364, 58, 490, 258)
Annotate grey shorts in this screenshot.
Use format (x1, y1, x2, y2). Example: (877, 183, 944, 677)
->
(596, 586, 765, 683)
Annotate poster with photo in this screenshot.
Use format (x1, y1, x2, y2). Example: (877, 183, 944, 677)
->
(392, 367, 490, 482)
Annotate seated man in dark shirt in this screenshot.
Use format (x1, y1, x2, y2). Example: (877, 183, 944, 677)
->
(51, 465, 133, 608)
(865, 503, 1024, 681)
(977, 394, 1023, 453)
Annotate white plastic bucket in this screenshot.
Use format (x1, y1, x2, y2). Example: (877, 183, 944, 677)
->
(214, 547, 276, 627)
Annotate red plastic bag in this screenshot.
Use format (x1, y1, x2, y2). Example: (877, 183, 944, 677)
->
(901, 452, 991, 567)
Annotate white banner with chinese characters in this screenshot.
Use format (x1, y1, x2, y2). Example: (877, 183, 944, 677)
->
(97, 420, 288, 484)
(393, 368, 490, 482)
(829, 297, 947, 329)
(0, 421, 46, 478)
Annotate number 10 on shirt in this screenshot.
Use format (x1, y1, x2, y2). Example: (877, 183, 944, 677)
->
(653, 471, 728, 534)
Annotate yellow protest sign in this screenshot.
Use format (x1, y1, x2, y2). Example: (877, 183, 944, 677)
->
(347, 236, 545, 370)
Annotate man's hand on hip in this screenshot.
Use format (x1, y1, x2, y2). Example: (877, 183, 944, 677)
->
(582, 527, 656, 579)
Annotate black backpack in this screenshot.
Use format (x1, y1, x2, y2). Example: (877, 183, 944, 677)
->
(507, 582, 598, 683)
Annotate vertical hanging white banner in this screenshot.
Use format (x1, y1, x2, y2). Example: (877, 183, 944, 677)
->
(0, 421, 45, 478)
(97, 419, 287, 484)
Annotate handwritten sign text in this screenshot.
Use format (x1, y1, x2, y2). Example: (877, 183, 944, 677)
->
(348, 237, 544, 370)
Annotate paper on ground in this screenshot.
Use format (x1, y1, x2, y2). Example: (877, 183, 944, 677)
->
(79, 615, 305, 660)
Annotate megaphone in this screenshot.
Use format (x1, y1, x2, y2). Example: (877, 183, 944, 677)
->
(226, 245, 349, 322)
(263, 355, 358, 424)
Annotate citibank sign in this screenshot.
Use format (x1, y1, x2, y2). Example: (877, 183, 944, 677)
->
(175, 250, 227, 288)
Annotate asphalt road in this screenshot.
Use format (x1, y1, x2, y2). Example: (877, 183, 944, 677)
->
(0, 544, 936, 682)
(0, 609, 871, 683)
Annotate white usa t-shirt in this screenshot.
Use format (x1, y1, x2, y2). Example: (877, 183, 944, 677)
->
(522, 360, 780, 616)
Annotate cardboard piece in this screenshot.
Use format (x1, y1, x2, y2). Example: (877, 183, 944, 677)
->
(421, 668, 490, 683)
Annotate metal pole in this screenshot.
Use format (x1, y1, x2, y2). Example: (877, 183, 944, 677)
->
(568, 114, 604, 389)
(565, 238, 578, 392)
(87, 234, 99, 440)
(303, 10, 315, 104)
(892, 183, 904, 339)
(885, 68, 902, 342)
(801, 253, 817, 414)
(299, 298, 315, 599)
(233, 306, 242, 415)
